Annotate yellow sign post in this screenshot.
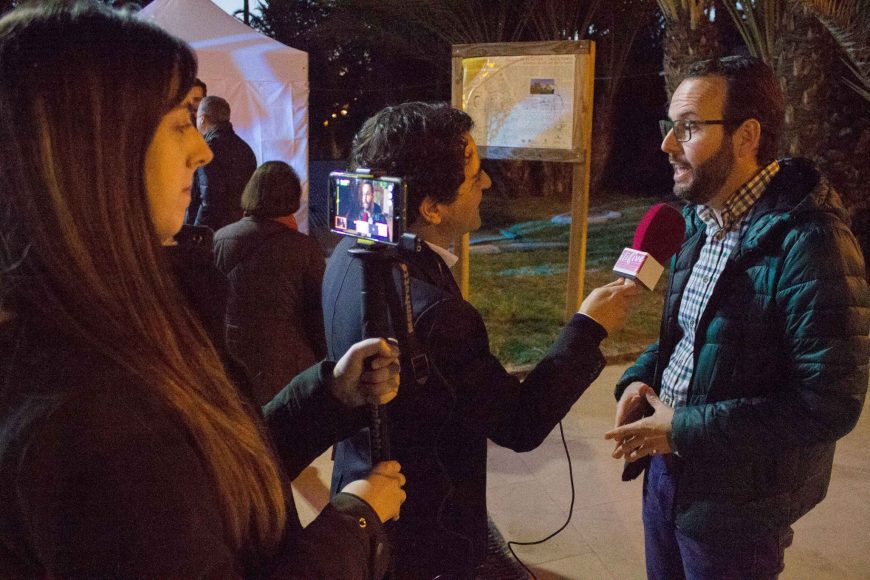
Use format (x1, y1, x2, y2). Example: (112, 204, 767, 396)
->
(451, 41, 596, 320)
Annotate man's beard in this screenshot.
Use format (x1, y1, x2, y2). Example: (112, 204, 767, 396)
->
(672, 135, 734, 205)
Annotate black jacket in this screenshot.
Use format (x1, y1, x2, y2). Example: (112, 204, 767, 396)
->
(187, 122, 257, 232)
(214, 217, 327, 405)
(0, 244, 386, 578)
(323, 236, 608, 577)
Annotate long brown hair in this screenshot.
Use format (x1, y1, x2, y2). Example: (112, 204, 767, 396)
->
(0, 3, 285, 551)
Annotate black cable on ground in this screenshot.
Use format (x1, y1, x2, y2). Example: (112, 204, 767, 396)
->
(506, 421, 576, 580)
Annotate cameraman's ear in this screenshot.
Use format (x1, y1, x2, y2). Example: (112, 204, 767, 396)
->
(418, 196, 442, 225)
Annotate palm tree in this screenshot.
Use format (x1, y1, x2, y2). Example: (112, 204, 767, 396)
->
(804, 0, 870, 101)
(720, 0, 780, 62)
(582, 0, 659, 192)
(720, 1, 833, 156)
(656, 0, 723, 97)
(799, 0, 870, 266)
(294, 0, 655, 198)
(720, 0, 870, 267)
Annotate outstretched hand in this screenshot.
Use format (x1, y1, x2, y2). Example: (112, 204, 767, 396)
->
(579, 278, 643, 336)
(341, 461, 407, 523)
(332, 338, 400, 407)
(605, 384, 674, 462)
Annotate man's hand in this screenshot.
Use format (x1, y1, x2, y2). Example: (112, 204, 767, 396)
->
(579, 278, 643, 335)
(332, 338, 400, 407)
(605, 385, 674, 462)
(614, 381, 650, 429)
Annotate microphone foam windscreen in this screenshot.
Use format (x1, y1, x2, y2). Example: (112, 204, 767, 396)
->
(632, 203, 685, 265)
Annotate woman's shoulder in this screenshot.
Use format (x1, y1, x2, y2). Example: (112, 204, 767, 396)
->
(255, 227, 325, 263)
(2, 314, 190, 479)
(4, 314, 151, 400)
(215, 218, 295, 256)
(2, 321, 190, 468)
(1, 321, 235, 576)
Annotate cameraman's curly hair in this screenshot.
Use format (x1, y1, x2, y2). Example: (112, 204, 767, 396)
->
(349, 102, 473, 225)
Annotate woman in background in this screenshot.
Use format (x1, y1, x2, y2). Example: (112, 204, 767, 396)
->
(0, 3, 403, 577)
(214, 161, 327, 405)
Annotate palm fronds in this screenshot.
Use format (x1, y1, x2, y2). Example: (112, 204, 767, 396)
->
(804, 0, 870, 100)
(720, 0, 782, 64)
(527, 0, 602, 40)
(656, 0, 712, 28)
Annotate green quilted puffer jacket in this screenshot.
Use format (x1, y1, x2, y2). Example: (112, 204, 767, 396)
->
(616, 158, 870, 544)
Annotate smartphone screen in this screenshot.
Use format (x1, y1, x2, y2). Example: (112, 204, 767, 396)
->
(329, 172, 404, 245)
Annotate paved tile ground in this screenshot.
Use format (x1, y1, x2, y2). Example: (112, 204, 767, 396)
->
(293, 363, 870, 579)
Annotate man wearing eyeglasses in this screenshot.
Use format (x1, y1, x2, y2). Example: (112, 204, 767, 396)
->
(605, 56, 868, 579)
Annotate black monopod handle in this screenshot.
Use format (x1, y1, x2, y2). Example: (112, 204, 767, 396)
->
(353, 246, 393, 464)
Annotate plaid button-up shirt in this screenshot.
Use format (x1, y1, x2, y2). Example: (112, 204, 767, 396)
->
(659, 160, 780, 408)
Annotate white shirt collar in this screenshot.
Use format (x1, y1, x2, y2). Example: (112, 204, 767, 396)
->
(424, 241, 459, 268)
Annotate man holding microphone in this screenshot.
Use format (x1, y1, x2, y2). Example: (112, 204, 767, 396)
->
(323, 101, 641, 578)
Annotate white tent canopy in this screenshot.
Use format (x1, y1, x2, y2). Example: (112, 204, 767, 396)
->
(140, 0, 310, 232)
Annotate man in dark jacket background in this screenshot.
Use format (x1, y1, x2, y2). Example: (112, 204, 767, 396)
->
(186, 95, 257, 232)
(605, 55, 869, 579)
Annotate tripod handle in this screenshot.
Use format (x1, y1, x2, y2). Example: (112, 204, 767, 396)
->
(353, 246, 394, 463)
(369, 401, 390, 463)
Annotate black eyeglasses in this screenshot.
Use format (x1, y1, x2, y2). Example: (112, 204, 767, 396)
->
(659, 119, 731, 142)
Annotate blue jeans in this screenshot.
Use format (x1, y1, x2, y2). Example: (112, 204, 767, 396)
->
(642, 455, 792, 580)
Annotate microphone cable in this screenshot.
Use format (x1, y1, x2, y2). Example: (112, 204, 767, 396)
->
(506, 421, 576, 580)
(427, 359, 579, 580)
(391, 273, 578, 578)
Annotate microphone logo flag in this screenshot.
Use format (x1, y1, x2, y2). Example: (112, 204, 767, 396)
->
(613, 248, 664, 290)
(612, 203, 684, 290)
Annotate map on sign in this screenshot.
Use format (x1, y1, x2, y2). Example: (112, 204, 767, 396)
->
(462, 54, 579, 150)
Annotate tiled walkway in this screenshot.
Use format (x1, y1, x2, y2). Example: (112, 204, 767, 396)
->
(293, 363, 870, 579)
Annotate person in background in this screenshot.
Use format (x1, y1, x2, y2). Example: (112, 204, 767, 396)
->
(323, 101, 641, 578)
(606, 55, 869, 579)
(214, 161, 327, 405)
(0, 4, 405, 577)
(186, 95, 257, 232)
(189, 77, 206, 123)
(183, 77, 206, 225)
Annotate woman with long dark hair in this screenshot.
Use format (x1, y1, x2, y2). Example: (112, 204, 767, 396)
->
(0, 3, 403, 577)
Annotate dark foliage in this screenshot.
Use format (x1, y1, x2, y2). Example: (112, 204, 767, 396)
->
(1, 1, 151, 17)
(248, 0, 673, 199)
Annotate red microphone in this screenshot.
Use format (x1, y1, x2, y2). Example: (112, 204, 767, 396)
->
(613, 203, 684, 290)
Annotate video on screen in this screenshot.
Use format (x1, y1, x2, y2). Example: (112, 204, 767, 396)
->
(330, 174, 401, 244)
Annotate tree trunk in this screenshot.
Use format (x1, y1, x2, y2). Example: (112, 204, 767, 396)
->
(775, 3, 870, 271)
(589, 94, 614, 194)
(661, 5, 722, 98)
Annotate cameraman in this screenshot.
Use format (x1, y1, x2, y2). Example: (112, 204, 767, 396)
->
(323, 102, 640, 578)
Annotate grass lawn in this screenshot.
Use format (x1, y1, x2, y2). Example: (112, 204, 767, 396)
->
(470, 193, 668, 368)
